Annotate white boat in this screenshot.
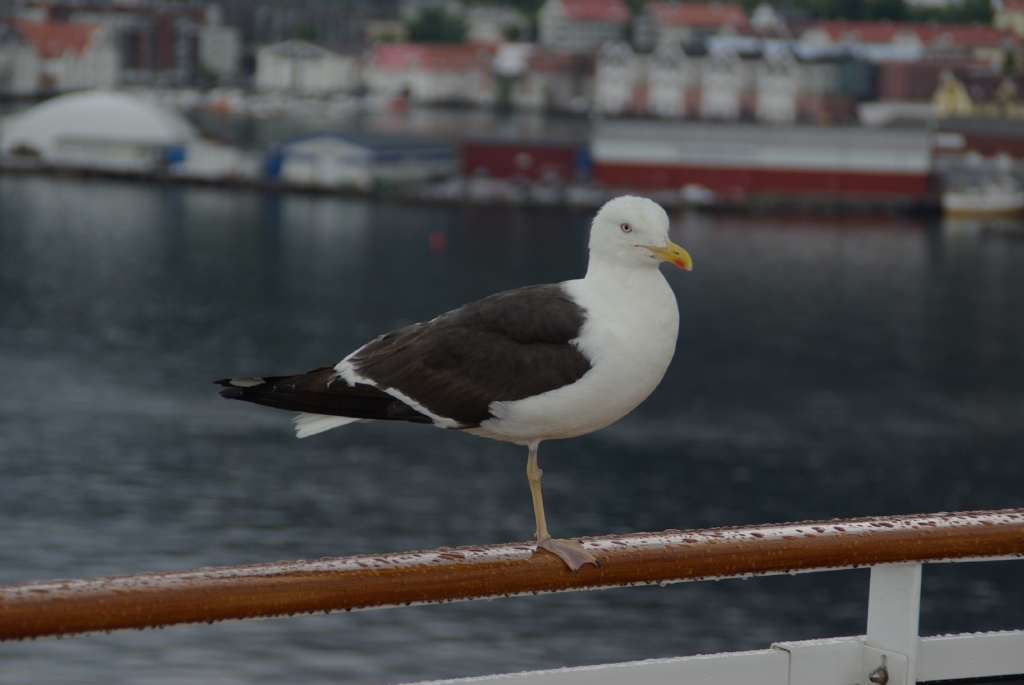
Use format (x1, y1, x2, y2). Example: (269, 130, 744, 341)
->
(942, 180, 1024, 219)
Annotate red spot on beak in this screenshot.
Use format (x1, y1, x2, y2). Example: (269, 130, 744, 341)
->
(674, 259, 685, 268)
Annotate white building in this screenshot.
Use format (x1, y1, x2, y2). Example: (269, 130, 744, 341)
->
(16, 20, 119, 92)
(996, 0, 1024, 39)
(756, 49, 798, 123)
(199, 24, 241, 79)
(594, 41, 644, 115)
(0, 26, 41, 97)
(0, 90, 195, 170)
(700, 48, 757, 121)
(647, 1, 749, 47)
(365, 43, 494, 106)
(255, 40, 360, 95)
(0, 90, 255, 178)
(647, 43, 701, 119)
(267, 132, 457, 190)
(509, 49, 593, 113)
(538, 0, 630, 53)
(750, 4, 789, 34)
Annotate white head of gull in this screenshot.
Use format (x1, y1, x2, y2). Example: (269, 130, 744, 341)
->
(216, 195, 692, 571)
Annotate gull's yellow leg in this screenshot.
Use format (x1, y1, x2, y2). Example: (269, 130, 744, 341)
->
(526, 442, 599, 572)
(526, 443, 551, 541)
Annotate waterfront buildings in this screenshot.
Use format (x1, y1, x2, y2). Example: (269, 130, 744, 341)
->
(0, 25, 40, 97)
(0, 90, 256, 179)
(1, 90, 195, 169)
(593, 40, 871, 124)
(255, 40, 359, 94)
(265, 132, 457, 189)
(14, 19, 119, 92)
(645, 1, 749, 47)
(538, 0, 629, 54)
(365, 42, 495, 106)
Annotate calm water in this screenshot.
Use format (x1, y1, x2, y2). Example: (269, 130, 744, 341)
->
(1, 176, 1022, 683)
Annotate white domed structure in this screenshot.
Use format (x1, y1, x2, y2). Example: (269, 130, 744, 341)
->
(1, 90, 198, 171)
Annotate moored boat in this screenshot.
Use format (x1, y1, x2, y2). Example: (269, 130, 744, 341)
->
(942, 179, 1024, 219)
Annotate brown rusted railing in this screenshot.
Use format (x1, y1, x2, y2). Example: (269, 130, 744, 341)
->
(1, 509, 1022, 642)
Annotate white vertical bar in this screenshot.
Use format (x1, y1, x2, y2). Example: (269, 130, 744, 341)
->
(866, 563, 923, 685)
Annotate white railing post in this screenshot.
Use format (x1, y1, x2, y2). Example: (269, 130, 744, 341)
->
(863, 563, 923, 685)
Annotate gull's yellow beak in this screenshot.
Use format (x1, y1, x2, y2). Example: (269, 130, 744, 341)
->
(645, 240, 692, 271)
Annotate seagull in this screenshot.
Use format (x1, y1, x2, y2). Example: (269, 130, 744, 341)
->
(215, 195, 691, 571)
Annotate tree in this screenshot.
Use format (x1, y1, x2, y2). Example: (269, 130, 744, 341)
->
(864, 0, 907, 21)
(407, 7, 467, 43)
(909, 0, 992, 23)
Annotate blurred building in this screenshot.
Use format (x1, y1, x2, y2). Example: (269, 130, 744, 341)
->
(749, 4, 787, 35)
(646, 43, 702, 118)
(364, 19, 408, 43)
(255, 40, 359, 94)
(365, 43, 494, 106)
(265, 132, 457, 189)
(219, 0, 398, 48)
(644, 2, 749, 47)
(593, 39, 871, 123)
(933, 70, 1024, 119)
(538, 0, 630, 54)
(877, 56, 994, 101)
(755, 49, 798, 123)
(10, 2, 240, 85)
(594, 41, 644, 115)
(0, 24, 41, 96)
(799, 21, 1022, 68)
(756, 50, 870, 124)
(15, 19, 119, 92)
(509, 48, 593, 112)
(466, 6, 530, 43)
(0, 89, 256, 177)
(197, 6, 241, 79)
(995, 0, 1024, 39)
(700, 47, 758, 120)
(0, 90, 194, 169)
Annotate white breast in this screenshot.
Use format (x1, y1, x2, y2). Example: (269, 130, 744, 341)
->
(471, 268, 679, 445)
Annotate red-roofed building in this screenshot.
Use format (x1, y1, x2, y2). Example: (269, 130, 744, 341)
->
(511, 49, 594, 112)
(801, 20, 913, 46)
(996, 0, 1024, 39)
(801, 20, 1020, 66)
(877, 56, 998, 101)
(539, 0, 631, 53)
(804, 21, 1017, 48)
(648, 2, 749, 45)
(365, 43, 495, 106)
(15, 20, 118, 92)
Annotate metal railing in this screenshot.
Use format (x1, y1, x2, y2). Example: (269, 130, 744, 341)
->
(1, 508, 1022, 643)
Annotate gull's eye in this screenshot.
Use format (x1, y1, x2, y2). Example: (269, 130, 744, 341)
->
(620, 223, 632, 233)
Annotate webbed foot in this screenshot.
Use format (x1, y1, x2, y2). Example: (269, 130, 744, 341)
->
(537, 537, 600, 572)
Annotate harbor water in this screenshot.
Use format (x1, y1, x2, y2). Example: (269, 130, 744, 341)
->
(1, 175, 1022, 683)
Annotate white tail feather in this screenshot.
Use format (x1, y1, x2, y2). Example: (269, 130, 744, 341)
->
(293, 413, 363, 438)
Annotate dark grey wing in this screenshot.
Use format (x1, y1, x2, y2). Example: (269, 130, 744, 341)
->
(349, 284, 592, 427)
(216, 367, 432, 423)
